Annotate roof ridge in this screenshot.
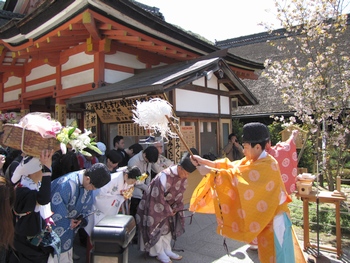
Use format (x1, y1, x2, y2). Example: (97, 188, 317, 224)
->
(216, 13, 350, 48)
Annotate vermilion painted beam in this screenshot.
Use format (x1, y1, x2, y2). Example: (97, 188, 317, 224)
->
(56, 30, 88, 37)
(0, 65, 24, 76)
(61, 63, 94, 77)
(104, 62, 134, 74)
(83, 11, 101, 41)
(0, 100, 21, 111)
(20, 86, 53, 100)
(103, 29, 127, 36)
(54, 83, 93, 100)
(0, 39, 34, 52)
(108, 35, 141, 42)
(25, 73, 56, 87)
(90, 9, 198, 59)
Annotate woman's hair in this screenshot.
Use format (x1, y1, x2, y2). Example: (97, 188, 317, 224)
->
(125, 166, 141, 179)
(0, 176, 15, 248)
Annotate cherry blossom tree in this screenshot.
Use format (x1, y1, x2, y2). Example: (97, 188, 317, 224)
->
(263, 0, 350, 190)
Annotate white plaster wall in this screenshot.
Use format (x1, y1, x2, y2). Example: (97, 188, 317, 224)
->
(220, 96, 230, 114)
(62, 52, 94, 71)
(219, 82, 229, 91)
(62, 69, 94, 89)
(175, 89, 218, 114)
(4, 76, 21, 88)
(4, 89, 21, 102)
(192, 76, 217, 90)
(192, 76, 205, 87)
(207, 75, 217, 89)
(105, 52, 145, 69)
(26, 64, 56, 82)
(105, 69, 133, 84)
(26, 80, 56, 92)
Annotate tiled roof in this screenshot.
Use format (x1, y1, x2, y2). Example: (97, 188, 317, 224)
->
(216, 14, 350, 120)
(0, 0, 263, 72)
(216, 29, 287, 48)
(0, 9, 24, 27)
(217, 13, 350, 49)
(131, 0, 165, 20)
(67, 54, 259, 107)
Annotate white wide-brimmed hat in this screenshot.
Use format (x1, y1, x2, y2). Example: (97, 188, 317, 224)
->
(12, 156, 42, 184)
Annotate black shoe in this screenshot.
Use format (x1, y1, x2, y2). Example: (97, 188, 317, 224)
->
(131, 235, 138, 244)
(78, 228, 87, 248)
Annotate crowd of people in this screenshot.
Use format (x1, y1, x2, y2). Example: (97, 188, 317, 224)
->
(0, 122, 299, 263)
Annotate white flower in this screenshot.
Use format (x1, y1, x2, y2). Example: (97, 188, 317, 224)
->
(56, 127, 101, 156)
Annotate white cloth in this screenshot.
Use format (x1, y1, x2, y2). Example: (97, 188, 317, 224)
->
(273, 213, 286, 247)
(16, 112, 62, 138)
(84, 168, 132, 236)
(149, 232, 179, 262)
(11, 156, 42, 184)
(151, 154, 174, 174)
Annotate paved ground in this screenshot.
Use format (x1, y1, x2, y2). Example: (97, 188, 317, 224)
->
(73, 210, 350, 263)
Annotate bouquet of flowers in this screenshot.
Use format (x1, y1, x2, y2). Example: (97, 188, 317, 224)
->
(122, 186, 134, 199)
(136, 173, 148, 184)
(56, 126, 101, 156)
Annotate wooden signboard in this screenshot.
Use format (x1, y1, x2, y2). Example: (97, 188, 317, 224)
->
(180, 126, 196, 152)
(84, 103, 98, 136)
(92, 94, 165, 124)
(116, 123, 149, 137)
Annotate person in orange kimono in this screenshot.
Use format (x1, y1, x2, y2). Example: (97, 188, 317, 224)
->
(249, 129, 299, 250)
(190, 122, 295, 263)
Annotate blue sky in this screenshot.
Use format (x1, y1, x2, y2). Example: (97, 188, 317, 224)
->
(137, 0, 279, 42)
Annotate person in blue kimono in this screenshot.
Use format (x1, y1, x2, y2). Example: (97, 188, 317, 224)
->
(50, 163, 110, 263)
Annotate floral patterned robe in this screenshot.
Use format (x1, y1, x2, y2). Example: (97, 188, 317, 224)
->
(136, 166, 187, 251)
(51, 171, 94, 253)
(190, 155, 294, 263)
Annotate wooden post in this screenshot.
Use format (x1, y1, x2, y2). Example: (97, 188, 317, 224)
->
(20, 109, 30, 117)
(332, 175, 345, 197)
(55, 104, 66, 126)
(165, 115, 193, 156)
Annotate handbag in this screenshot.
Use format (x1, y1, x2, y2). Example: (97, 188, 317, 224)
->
(29, 225, 61, 257)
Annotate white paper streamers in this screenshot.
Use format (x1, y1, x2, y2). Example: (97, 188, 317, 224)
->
(132, 98, 179, 139)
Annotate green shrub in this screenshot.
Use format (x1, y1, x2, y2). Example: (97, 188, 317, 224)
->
(290, 196, 350, 236)
(341, 168, 350, 185)
(232, 119, 244, 141)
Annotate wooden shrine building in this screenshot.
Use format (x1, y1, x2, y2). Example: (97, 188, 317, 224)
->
(0, 0, 264, 160)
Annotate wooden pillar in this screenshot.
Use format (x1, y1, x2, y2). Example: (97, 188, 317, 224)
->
(0, 73, 4, 105)
(20, 109, 30, 117)
(94, 39, 108, 85)
(55, 104, 66, 126)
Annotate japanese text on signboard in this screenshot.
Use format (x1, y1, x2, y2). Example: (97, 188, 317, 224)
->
(92, 94, 165, 123)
